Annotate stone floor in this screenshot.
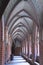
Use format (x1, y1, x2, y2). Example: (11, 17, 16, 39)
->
(6, 56, 30, 65)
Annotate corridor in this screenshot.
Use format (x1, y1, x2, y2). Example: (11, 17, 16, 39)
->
(0, 0, 43, 65)
(7, 56, 30, 65)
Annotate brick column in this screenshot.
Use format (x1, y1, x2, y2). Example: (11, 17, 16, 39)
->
(31, 23, 36, 63)
(2, 42, 5, 65)
(24, 39, 26, 55)
(23, 40, 25, 54)
(5, 27, 11, 62)
(27, 37, 29, 56)
(22, 41, 24, 54)
(39, 27, 43, 65)
(31, 33, 35, 63)
(22, 39, 26, 55)
(7, 35, 11, 60)
(25, 37, 28, 56)
(27, 34, 30, 57)
(0, 19, 2, 65)
(4, 26, 9, 63)
(25, 38, 27, 55)
(4, 27, 7, 64)
(24, 40, 26, 54)
(0, 19, 5, 65)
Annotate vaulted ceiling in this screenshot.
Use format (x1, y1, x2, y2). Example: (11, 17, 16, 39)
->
(3, 0, 43, 41)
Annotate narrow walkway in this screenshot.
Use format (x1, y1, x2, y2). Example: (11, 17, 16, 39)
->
(7, 56, 30, 65)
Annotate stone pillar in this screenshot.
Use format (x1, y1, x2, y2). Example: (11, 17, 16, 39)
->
(39, 27, 43, 65)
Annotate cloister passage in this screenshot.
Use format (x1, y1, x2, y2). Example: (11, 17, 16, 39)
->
(0, 0, 43, 65)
